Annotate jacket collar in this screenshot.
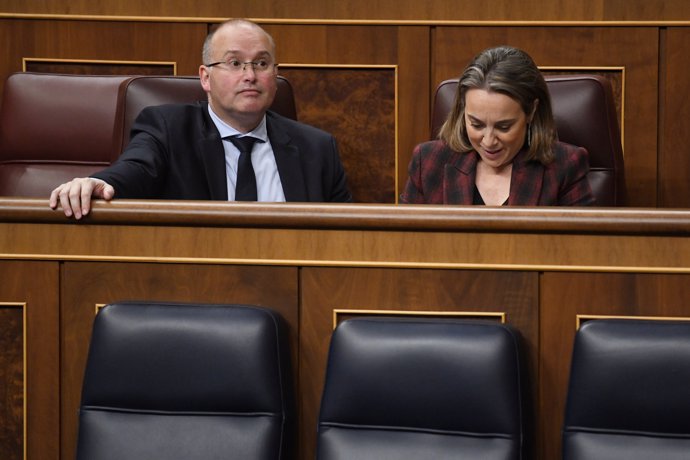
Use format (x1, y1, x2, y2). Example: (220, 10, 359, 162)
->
(197, 102, 228, 200)
(265, 111, 308, 202)
(446, 147, 545, 205)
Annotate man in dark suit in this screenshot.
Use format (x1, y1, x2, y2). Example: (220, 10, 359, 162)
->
(50, 19, 352, 219)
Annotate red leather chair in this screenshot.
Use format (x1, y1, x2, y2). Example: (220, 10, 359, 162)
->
(0, 72, 298, 197)
(120, 75, 297, 149)
(0, 72, 132, 197)
(431, 75, 626, 206)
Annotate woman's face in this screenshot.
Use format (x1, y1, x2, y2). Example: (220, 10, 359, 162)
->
(464, 89, 532, 171)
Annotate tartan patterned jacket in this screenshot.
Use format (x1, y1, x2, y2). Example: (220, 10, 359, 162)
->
(400, 140, 595, 206)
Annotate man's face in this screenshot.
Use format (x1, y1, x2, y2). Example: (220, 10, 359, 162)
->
(199, 24, 278, 132)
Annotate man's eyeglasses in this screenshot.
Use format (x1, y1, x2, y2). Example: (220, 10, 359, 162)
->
(205, 59, 276, 73)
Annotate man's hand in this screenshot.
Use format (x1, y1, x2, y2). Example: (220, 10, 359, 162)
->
(49, 178, 115, 219)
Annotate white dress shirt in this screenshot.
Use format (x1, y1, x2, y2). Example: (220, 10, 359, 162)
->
(207, 105, 286, 202)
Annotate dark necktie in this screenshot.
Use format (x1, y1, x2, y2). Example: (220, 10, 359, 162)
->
(229, 136, 258, 201)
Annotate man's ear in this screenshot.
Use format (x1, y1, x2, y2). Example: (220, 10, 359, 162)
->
(199, 66, 211, 92)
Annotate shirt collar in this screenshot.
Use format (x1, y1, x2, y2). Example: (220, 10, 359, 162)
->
(207, 104, 268, 142)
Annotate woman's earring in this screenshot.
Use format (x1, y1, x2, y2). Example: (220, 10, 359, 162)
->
(527, 123, 532, 147)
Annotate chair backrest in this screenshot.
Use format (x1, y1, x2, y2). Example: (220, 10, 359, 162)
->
(0, 72, 298, 197)
(431, 75, 626, 206)
(562, 319, 690, 459)
(316, 317, 526, 460)
(76, 301, 294, 460)
(0, 72, 131, 197)
(120, 75, 298, 149)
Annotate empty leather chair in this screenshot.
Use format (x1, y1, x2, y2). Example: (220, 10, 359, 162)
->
(431, 75, 626, 206)
(0, 72, 132, 197)
(76, 301, 294, 460)
(120, 75, 297, 149)
(316, 317, 527, 460)
(563, 319, 690, 459)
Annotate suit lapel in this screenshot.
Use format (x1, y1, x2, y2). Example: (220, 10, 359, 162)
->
(508, 150, 544, 205)
(445, 150, 477, 204)
(197, 104, 228, 200)
(267, 114, 307, 202)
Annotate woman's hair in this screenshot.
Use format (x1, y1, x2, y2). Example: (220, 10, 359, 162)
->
(438, 46, 558, 164)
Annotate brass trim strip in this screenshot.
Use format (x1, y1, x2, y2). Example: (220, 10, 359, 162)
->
(22, 57, 178, 75)
(394, 64, 399, 203)
(0, 302, 27, 460)
(279, 63, 397, 69)
(2, 13, 690, 27)
(333, 308, 506, 329)
(576, 314, 690, 330)
(2, 253, 690, 274)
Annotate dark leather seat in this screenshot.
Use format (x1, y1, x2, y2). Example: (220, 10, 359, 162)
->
(431, 75, 626, 206)
(562, 319, 690, 459)
(76, 301, 294, 460)
(120, 75, 297, 149)
(316, 317, 527, 459)
(0, 72, 131, 197)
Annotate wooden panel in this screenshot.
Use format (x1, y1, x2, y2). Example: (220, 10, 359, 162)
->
(540, 272, 690, 460)
(6, 200, 690, 272)
(262, 24, 400, 67)
(3, 0, 690, 21)
(433, 26, 659, 207)
(279, 67, 396, 203)
(0, 261, 59, 460)
(0, 305, 23, 460)
(60, 262, 298, 460)
(262, 24, 428, 203)
(397, 26, 432, 201)
(300, 267, 539, 459)
(659, 27, 690, 208)
(4, 201, 690, 458)
(0, 19, 206, 95)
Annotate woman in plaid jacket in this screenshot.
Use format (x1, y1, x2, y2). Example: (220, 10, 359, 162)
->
(401, 46, 594, 206)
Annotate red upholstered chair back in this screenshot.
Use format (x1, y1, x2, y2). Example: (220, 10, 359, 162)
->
(0, 72, 132, 197)
(0, 73, 298, 198)
(431, 75, 626, 206)
(120, 75, 297, 149)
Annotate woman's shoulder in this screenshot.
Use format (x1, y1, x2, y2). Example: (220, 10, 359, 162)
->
(547, 141, 590, 175)
(550, 140, 588, 163)
(412, 139, 458, 159)
(414, 139, 447, 151)
(553, 140, 587, 157)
